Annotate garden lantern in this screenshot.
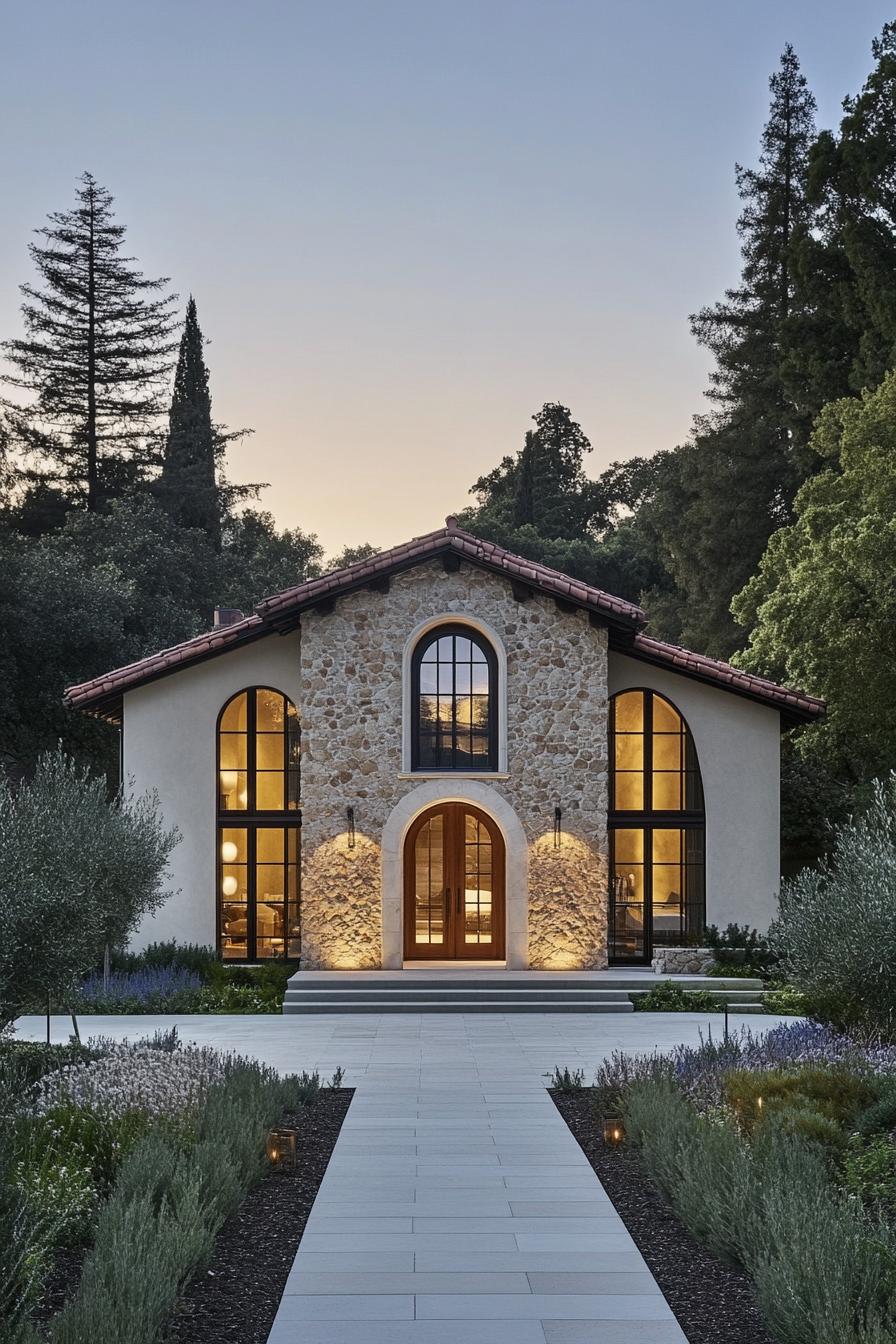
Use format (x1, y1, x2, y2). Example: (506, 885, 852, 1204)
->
(603, 1116, 625, 1146)
(266, 1127, 297, 1171)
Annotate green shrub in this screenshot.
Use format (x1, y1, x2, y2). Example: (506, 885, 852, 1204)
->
(705, 923, 777, 976)
(855, 1084, 896, 1137)
(724, 1064, 880, 1135)
(773, 775, 896, 1039)
(623, 1079, 896, 1343)
(0, 1147, 56, 1342)
(842, 1135, 896, 1212)
(194, 982, 280, 1013)
(632, 980, 722, 1012)
(763, 984, 809, 1016)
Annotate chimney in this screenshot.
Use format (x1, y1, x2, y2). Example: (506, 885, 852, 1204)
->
(214, 607, 245, 628)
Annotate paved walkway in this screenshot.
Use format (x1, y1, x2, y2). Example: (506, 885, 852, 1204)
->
(18, 1011, 789, 1342)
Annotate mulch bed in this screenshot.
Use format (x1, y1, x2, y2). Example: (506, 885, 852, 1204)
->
(163, 1088, 353, 1344)
(550, 1088, 776, 1344)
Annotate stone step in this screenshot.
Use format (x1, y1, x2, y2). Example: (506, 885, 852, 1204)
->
(282, 997, 636, 1014)
(283, 987, 634, 1004)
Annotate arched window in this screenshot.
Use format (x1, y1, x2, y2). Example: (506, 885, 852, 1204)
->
(411, 624, 498, 771)
(217, 688, 300, 962)
(609, 689, 705, 964)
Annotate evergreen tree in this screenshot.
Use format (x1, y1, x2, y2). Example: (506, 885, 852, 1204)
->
(794, 22, 896, 404)
(1, 173, 178, 511)
(468, 402, 605, 540)
(691, 44, 817, 446)
(636, 46, 819, 658)
(159, 297, 221, 546)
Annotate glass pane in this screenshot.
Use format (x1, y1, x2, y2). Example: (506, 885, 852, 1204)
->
(219, 733, 247, 771)
(420, 664, 438, 694)
(471, 662, 489, 694)
(614, 772, 644, 811)
(455, 636, 471, 661)
(613, 828, 644, 863)
(463, 812, 493, 943)
(287, 768, 301, 809)
(219, 769, 248, 810)
(221, 903, 248, 959)
(615, 735, 643, 770)
(220, 692, 248, 732)
(257, 772, 284, 810)
(256, 828, 284, 863)
(653, 772, 683, 810)
(614, 691, 644, 732)
(256, 689, 286, 731)
(652, 734, 682, 771)
(653, 696, 681, 732)
(256, 733, 284, 770)
(413, 814, 445, 945)
(652, 829, 682, 863)
(610, 824, 645, 961)
(220, 828, 247, 864)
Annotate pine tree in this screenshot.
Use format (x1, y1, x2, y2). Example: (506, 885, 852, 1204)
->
(159, 297, 221, 546)
(1, 173, 178, 510)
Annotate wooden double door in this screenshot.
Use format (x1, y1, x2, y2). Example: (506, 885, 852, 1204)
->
(403, 803, 505, 960)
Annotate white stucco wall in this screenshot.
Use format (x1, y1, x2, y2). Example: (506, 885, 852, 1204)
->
(122, 634, 300, 951)
(607, 651, 782, 933)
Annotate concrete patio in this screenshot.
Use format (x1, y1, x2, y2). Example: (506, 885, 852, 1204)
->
(15, 1010, 791, 1341)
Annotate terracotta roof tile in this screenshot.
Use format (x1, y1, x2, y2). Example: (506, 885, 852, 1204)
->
(625, 633, 825, 720)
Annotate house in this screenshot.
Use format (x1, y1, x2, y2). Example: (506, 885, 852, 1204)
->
(65, 518, 824, 971)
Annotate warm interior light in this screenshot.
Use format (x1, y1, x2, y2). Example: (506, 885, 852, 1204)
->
(221, 840, 239, 863)
(238, 789, 249, 806)
(220, 770, 238, 794)
(222, 875, 238, 897)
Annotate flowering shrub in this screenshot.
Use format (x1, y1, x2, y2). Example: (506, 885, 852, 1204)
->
(593, 1019, 896, 1112)
(73, 967, 203, 1013)
(29, 1044, 229, 1122)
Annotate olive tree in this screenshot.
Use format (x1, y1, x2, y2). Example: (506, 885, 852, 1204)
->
(0, 750, 179, 1033)
(773, 774, 896, 1038)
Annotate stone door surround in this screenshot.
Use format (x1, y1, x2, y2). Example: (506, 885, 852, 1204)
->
(382, 780, 529, 969)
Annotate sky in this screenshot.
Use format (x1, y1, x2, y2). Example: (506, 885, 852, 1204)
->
(0, 0, 893, 557)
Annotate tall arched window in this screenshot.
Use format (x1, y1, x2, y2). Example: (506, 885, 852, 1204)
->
(411, 624, 498, 771)
(609, 689, 705, 964)
(217, 688, 300, 961)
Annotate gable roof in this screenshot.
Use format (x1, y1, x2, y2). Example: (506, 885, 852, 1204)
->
(63, 517, 824, 725)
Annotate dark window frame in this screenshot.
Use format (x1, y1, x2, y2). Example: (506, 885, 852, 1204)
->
(608, 689, 706, 965)
(216, 687, 301, 963)
(410, 624, 499, 772)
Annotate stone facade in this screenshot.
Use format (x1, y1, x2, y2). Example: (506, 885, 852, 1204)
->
(650, 947, 716, 975)
(297, 560, 609, 969)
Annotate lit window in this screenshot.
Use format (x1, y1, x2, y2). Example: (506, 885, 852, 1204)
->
(217, 689, 300, 962)
(412, 626, 497, 771)
(609, 691, 705, 962)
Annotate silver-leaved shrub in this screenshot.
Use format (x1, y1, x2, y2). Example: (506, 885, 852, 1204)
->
(773, 774, 896, 1039)
(29, 1044, 228, 1122)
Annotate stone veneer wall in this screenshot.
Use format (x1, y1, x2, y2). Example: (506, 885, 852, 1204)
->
(297, 560, 609, 969)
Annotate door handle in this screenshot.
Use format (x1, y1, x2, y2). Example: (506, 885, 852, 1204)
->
(456, 886, 462, 915)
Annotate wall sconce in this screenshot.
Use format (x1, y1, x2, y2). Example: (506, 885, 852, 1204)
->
(553, 805, 562, 848)
(602, 1115, 625, 1146)
(266, 1126, 297, 1171)
(347, 805, 356, 849)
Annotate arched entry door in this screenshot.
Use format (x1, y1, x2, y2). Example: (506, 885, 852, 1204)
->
(403, 803, 505, 960)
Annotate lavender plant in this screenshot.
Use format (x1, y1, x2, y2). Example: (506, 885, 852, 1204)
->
(73, 967, 202, 1013)
(28, 1044, 229, 1122)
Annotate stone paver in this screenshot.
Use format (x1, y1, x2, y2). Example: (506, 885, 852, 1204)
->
(17, 1011, 790, 1341)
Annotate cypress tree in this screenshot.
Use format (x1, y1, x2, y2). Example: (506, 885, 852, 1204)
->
(159, 297, 221, 546)
(1, 173, 178, 510)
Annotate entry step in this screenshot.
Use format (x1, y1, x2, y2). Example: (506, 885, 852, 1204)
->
(282, 969, 766, 1013)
